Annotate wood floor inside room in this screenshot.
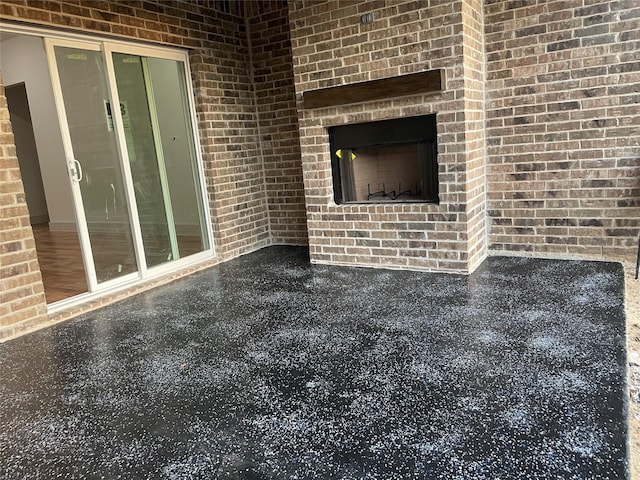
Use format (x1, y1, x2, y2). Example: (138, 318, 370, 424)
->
(32, 223, 88, 304)
(32, 223, 206, 305)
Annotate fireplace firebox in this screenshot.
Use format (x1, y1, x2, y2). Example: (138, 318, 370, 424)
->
(329, 114, 438, 204)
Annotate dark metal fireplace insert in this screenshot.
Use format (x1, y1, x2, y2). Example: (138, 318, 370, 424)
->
(329, 114, 438, 204)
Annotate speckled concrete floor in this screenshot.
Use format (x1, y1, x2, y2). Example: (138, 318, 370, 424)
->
(0, 246, 629, 479)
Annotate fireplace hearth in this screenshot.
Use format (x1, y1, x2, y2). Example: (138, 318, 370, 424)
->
(329, 114, 438, 204)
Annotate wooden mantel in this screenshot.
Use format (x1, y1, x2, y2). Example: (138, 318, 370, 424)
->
(302, 69, 443, 109)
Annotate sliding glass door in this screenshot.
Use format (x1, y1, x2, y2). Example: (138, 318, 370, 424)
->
(46, 39, 212, 295)
(110, 52, 209, 267)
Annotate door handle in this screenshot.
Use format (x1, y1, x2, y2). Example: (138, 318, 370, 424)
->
(69, 158, 83, 183)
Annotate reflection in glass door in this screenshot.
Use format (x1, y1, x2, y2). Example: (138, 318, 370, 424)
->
(111, 52, 210, 267)
(51, 45, 138, 286)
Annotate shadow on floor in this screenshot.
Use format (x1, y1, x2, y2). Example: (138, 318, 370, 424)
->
(0, 247, 629, 479)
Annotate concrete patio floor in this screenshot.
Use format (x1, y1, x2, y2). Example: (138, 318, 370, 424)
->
(0, 246, 629, 479)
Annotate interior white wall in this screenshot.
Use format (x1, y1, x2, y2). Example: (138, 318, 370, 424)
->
(1, 34, 76, 231)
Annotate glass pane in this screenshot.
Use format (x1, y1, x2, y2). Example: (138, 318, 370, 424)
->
(112, 53, 173, 268)
(54, 46, 137, 283)
(113, 53, 209, 263)
(146, 57, 209, 256)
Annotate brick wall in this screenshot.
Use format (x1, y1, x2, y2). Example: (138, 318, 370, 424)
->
(461, 0, 487, 271)
(0, 77, 48, 339)
(177, 4, 272, 260)
(288, 0, 487, 273)
(248, 1, 307, 245)
(485, 0, 640, 260)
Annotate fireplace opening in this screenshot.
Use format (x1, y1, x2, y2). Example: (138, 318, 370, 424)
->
(329, 114, 438, 204)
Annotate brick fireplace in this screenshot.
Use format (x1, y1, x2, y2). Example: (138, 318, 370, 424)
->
(289, 0, 487, 273)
